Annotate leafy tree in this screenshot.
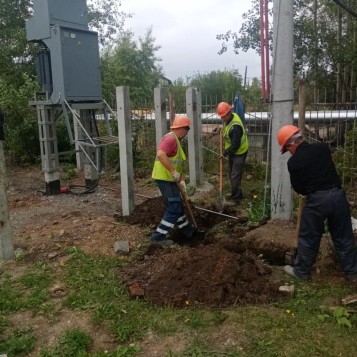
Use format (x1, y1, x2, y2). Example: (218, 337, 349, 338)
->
(217, 0, 357, 104)
(216, 0, 263, 56)
(87, 0, 132, 47)
(170, 70, 262, 112)
(0, 0, 39, 163)
(0, 74, 40, 163)
(101, 28, 163, 107)
(245, 77, 264, 110)
(0, 0, 34, 82)
(189, 69, 244, 104)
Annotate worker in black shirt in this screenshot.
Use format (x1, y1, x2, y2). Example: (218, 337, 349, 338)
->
(277, 125, 357, 282)
(217, 102, 249, 205)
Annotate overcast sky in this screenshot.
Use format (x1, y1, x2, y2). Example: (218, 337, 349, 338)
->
(120, 0, 261, 82)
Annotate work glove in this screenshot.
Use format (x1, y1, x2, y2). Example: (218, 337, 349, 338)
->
(223, 149, 230, 157)
(178, 180, 186, 193)
(170, 170, 181, 182)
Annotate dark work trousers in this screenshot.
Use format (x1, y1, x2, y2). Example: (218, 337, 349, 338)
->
(294, 188, 357, 279)
(228, 152, 247, 202)
(151, 180, 194, 242)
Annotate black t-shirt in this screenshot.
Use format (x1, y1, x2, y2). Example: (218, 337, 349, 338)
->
(287, 141, 341, 195)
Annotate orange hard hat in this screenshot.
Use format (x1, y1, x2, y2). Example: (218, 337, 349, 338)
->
(217, 102, 232, 117)
(170, 115, 191, 129)
(277, 125, 301, 153)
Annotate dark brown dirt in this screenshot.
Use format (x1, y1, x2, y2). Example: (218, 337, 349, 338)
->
(118, 197, 288, 307)
(8, 166, 352, 313)
(119, 243, 283, 307)
(118, 191, 357, 307)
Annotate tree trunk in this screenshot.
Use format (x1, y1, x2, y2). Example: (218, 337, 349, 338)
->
(0, 141, 14, 260)
(336, 8, 342, 106)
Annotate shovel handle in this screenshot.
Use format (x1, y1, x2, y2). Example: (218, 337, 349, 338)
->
(177, 183, 197, 229)
(219, 129, 223, 194)
(296, 195, 305, 239)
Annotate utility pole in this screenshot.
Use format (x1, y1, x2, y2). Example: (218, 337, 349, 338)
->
(271, 0, 294, 220)
(0, 120, 14, 260)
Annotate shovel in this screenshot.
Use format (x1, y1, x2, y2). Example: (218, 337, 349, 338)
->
(215, 129, 225, 212)
(177, 182, 197, 229)
(285, 195, 305, 265)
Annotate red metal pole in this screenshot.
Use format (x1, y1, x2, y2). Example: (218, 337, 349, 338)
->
(264, 0, 270, 99)
(259, 0, 266, 98)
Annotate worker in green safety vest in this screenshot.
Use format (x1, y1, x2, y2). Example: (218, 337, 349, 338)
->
(217, 101, 249, 206)
(151, 115, 195, 246)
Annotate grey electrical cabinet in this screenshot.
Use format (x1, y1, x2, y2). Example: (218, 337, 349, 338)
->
(26, 0, 102, 103)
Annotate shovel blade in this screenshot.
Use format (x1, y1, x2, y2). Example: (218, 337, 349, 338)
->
(215, 195, 225, 213)
(285, 249, 297, 265)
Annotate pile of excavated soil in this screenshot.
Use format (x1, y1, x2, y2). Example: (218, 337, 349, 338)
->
(118, 197, 287, 308)
(118, 243, 284, 308)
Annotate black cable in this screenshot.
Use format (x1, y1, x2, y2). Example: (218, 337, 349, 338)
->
(331, 0, 357, 18)
(66, 176, 101, 195)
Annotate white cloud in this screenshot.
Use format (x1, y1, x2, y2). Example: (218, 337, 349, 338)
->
(120, 0, 262, 81)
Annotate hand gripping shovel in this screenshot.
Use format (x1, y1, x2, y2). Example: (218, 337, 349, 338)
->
(177, 182, 197, 229)
(215, 129, 225, 212)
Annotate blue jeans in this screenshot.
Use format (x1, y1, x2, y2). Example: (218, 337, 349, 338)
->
(151, 180, 194, 242)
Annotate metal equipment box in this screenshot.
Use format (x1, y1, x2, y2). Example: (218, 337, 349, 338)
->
(44, 26, 102, 102)
(26, 0, 102, 103)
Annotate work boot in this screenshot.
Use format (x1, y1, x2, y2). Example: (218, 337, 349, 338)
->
(284, 265, 310, 281)
(224, 200, 239, 207)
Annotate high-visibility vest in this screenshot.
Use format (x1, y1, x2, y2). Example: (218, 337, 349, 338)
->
(152, 132, 186, 181)
(223, 113, 249, 155)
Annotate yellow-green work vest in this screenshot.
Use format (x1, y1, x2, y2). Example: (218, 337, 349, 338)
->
(222, 113, 249, 155)
(152, 132, 186, 181)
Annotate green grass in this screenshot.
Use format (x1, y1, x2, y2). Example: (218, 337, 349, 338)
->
(0, 326, 36, 357)
(1, 249, 356, 357)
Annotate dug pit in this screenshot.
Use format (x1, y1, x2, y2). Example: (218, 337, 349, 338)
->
(118, 197, 342, 308)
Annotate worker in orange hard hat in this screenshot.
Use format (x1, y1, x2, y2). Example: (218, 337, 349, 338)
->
(276, 124, 302, 154)
(151, 115, 195, 245)
(276, 125, 357, 282)
(216, 101, 249, 206)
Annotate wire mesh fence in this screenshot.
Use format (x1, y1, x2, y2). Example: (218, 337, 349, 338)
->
(128, 88, 357, 216)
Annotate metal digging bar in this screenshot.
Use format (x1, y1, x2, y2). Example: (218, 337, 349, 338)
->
(194, 206, 239, 220)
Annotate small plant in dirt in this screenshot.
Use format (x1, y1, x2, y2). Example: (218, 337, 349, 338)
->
(61, 163, 78, 183)
(39, 328, 92, 357)
(247, 190, 270, 224)
(20, 269, 53, 312)
(318, 307, 354, 328)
